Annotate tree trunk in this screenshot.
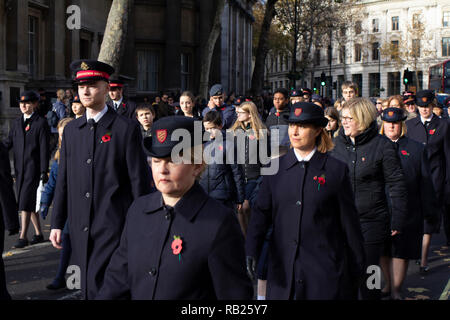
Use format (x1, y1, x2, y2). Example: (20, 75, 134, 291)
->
(250, 0, 278, 95)
(198, 0, 226, 100)
(98, 0, 132, 75)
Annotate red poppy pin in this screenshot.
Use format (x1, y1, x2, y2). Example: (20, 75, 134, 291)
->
(25, 124, 30, 132)
(100, 132, 112, 143)
(295, 108, 303, 117)
(122, 103, 126, 108)
(249, 135, 256, 140)
(275, 112, 280, 117)
(362, 157, 366, 162)
(401, 150, 410, 156)
(313, 174, 326, 191)
(221, 107, 226, 111)
(171, 235, 183, 262)
(429, 129, 436, 135)
(219, 145, 224, 151)
(156, 129, 168, 143)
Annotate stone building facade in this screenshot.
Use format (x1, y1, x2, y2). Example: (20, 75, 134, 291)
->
(0, 0, 255, 136)
(265, 0, 450, 100)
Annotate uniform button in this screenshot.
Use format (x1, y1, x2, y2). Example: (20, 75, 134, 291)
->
(352, 148, 356, 151)
(301, 164, 305, 169)
(85, 192, 90, 198)
(352, 160, 355, 164)
(296, 201, 301, 206)
(165, 213, 171, 220)
(83, 227, 88, 232)
(149, 268, 157, 276)
(86, 159, 92, 164)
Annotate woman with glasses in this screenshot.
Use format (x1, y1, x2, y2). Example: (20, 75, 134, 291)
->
(331, 98, 408, 300)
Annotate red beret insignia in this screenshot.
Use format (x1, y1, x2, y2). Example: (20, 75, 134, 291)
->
(21, 96, 25, 101)
(422, 97, 428, 103)
(388, 111, 394, 117)
(156, 129, 167, 143)
(294, 108, 303, 117)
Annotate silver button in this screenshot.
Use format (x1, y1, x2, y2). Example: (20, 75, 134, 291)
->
(352, 160, 355, 164)
(83, 227, 88, 232)
(86, 159, 92, 164)
(149, 268, 157, 276)
(296, 201, 301, 206)
(85, 192, 90, 198)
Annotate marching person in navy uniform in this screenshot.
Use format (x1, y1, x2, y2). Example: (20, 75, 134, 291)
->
(378, 108, 440, 300)
(107, 79, 137, 119)
(49, 60, 153, 300)
(201, 84, 237, 130)
(246, 102, 366, 300)
(405, 90, 450, 269)
(0, 143, 19, 300)
(4, 91, 50, 249)
(97, 116, 253, 300)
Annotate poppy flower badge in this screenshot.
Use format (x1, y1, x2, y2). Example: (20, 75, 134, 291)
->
(429, 129, 436, 135)
(171, 235, 183, 262)
(401, 150, 410, 156)
(275, 112, 280, 117)
(25, 124, 30, 132)
(100, 132, 112, 144)
(313, 174, 326, 191)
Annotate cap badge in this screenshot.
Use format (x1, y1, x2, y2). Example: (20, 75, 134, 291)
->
(294, 108, 303, 117)
(388, 111, 394, 117)
(81, 62, 89, 70)
(21, 96, 25, 101)
(421, 97, 428, 103)
(156, 129, 168, 144)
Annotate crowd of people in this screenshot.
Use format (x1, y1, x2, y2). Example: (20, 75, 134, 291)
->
(0, 58, 449, 301)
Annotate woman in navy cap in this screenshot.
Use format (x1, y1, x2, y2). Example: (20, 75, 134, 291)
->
(245, 102, 366, 300)
(97, 116, 253, 300)
(378, 108, 440, 299)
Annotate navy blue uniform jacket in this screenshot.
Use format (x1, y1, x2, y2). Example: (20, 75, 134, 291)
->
(0, 143, 18, 299)
(246, 150, 366, 300)
(51, 108, 153, 299)
(406, 115, 450, 206)
(4, 113, 50, 211)
(107, 98, 137, 119)
(97, 182, 253, 300)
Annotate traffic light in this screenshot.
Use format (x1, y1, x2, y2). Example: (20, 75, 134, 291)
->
(320, 72, 326, 86)
(403, 69, 412, 85)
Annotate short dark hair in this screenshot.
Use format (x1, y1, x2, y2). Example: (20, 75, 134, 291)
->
(203, 110, 222, 127)
(135, 103, 155, 116)
(274, 88, 289, 99)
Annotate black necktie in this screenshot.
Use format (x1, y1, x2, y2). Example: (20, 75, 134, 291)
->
(424, 121, 430, 128)
(299, 161, 308, 169)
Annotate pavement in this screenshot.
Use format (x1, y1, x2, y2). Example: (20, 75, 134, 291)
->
(2, 208, 450, 300)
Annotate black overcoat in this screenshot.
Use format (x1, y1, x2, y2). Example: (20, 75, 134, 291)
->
(107, 98, 137, 119)
(406, 116, 450, 206)
(4, 113, 50, 211)
(387, 137, 441, 259)
(51, 108, 153, 299)
(0, 143, 19, 299)
(246, 150, 366, 300)
(331, 122, 408, 243)
(97, 182, 253, 300)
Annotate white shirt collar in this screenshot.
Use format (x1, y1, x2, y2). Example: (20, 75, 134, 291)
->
(23, 112, 34, 121)
(420, 114, 433, 125)
(86, 105, 108, 123)
(114, 97, 123, 108)
(293, 147, 317, 162)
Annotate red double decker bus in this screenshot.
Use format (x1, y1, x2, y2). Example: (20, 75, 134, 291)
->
(429, 59, 450, 93)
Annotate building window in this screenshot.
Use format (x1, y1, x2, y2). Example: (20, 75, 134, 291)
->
(412, 39, 421, 58)
(392, 16, 399, 31)
(355, 21, 362, 35)
(391, 40, 399, 59)
(388, 72, 401, 96)
(372, 42, 379, 61)
(443, 37, 450, 56)
(180, 53, 191, 92)
(339, 46, 346, 64)
(315, 50, 321, 65)
(352, 74, 362, 96)
(354, 44, 362, 62)
(369, 73, 381, 97)
(137, 50, 159, 92)
(444, 12, 450, 27)
(28, 15, 38, 77)
(412, 13, 422, 29)
(372, 19, 379, 33)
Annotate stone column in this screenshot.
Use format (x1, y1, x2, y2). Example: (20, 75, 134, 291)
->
(16, 0, 28, 73)
(163, 0, 181, 92)
(220, 1, 230, 93)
